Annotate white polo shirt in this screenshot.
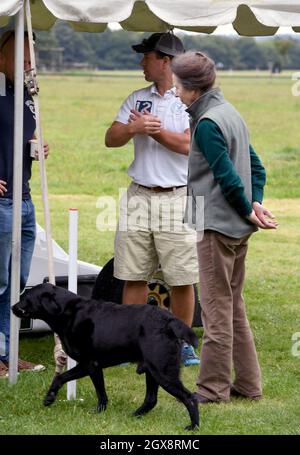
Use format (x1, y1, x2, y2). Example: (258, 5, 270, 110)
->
(115, 84, 190, 187)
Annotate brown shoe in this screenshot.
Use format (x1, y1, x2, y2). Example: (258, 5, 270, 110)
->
(230, 385, 262, 401)
(0, 360, 8, 378)
(194, 392, 229, 404)
(3, 359, 45, 372)
(18, 359, 45, 372)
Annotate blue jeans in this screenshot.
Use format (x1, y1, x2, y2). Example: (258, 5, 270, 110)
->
(0, 198, 36, 361)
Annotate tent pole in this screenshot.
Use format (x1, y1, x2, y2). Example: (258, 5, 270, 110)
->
(25, 0, 56, 285)
(8, 6, 25, 384)
(25, 0, 67, 375)
(67, 208, 78, 400)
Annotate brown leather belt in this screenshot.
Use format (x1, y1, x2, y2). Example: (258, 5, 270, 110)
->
(137, 184, 186, 193)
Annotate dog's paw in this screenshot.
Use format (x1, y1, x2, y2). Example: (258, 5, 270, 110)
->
(133, 399, 157, 417)
(133, 404, 148, 417)
(97, 401, 107, 413)
(43, 391, 56, 406)
(184, 423, 199, 431)
(184, 425, 198, 431)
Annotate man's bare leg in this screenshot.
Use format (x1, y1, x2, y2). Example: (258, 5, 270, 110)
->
(171, 284, 195, 327)
(171, 284, 200, 366)
(123, 281, 148, 305)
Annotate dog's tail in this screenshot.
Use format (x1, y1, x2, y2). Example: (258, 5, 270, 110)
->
(169, 318, 198, 348)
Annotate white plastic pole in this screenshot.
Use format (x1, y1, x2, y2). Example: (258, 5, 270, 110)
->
(67, 208, 78, 400)
(9, 7, 24, 385)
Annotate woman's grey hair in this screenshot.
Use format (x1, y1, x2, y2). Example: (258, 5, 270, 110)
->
(171, 51, 216, 93)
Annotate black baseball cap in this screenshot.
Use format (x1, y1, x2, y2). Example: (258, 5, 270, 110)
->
(0, 30, 36, 50)
(132, 33, 185, 57)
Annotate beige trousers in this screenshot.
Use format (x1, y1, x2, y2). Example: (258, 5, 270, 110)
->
(196, 230, 262, 401)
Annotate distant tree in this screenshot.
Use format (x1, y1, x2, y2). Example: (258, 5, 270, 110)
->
(234, 38, 265, 70)
(259, 41, 278, 70)
(273, 38, 294, 69)
(181, 35, 238, 69)
(31, 24, 300, 71)
(36, 29, 59, 48)
(53, 22, 96, 66)
(92, 29, 142, 69)
(286, 40, 300, 69)
(35, 28, 61, 69)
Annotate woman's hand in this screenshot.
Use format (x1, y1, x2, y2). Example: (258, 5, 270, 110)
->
(246, 202, 278, 229)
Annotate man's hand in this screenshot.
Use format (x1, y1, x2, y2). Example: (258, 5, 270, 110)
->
(0, 180, 7, 197)
(128, 109, 161, 135)
(35, 142, 49, 160)
(246, 202, 277, 229)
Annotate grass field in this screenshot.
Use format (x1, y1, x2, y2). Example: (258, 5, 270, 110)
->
(0, 72, 299, 435)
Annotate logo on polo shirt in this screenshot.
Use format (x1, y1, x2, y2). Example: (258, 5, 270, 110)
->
(25, 100, 36, 120)
(136, 100, 153, 113)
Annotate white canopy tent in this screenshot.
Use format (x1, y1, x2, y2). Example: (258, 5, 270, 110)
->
(1, 1, 300, 35)
(1, 0, 300, 384)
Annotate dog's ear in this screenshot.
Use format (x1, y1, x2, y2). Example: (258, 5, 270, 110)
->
(40, 291, 62, 316)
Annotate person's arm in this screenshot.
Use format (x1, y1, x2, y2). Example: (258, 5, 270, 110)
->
(248, 145, 277, 228)
(195, 118, 252, 217)
(248, 202, 277, 229)
(34, 143, 50, 160)
(30, 134, 50, 160)
(105, 93, 137, 147)
(105, 121, 135, 148)
(105, 91, 161, 148)
(129, 109, 190, 155)
(105, 115, 161, 147)
(195, 119, 277, 229)
(105, 102, 161, 147)
(149, 128, 190, 155)
(249, 144, 266, 204)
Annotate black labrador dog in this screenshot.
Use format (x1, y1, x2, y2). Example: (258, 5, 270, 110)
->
(13, 283, 199, 430)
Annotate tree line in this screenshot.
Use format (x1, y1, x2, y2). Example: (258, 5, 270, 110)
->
(34, 22, 300, 71)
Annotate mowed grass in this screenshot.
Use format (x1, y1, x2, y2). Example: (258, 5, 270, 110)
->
(0, 73, 299, 435)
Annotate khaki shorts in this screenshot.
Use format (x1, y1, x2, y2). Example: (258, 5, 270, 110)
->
(114, 183, 199, 286)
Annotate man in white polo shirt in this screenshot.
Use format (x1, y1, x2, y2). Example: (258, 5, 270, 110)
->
(105, 33, 199, 366)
